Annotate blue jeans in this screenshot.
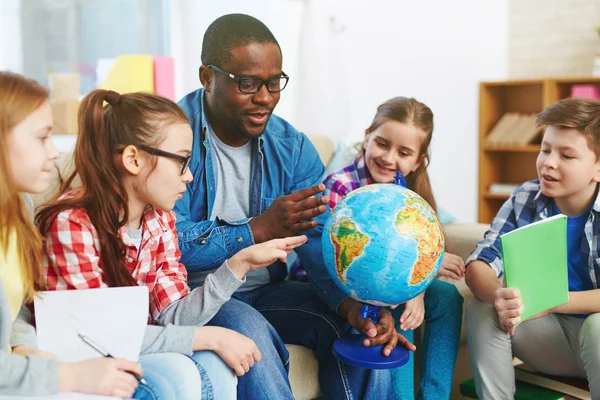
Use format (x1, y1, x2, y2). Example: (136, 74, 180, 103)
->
(189, 279, 392, 400)
(390, 280, 463, 400)
(133, 351, 237, 400)
(189, 349, 237, 400)
(134, 353, 202, 400)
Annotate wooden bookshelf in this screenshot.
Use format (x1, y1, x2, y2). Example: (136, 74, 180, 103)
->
(478, 77, 600, 223)
(483, 144, 541, 153)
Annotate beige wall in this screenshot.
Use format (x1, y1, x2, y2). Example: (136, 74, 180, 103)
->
(509, 0, 600, 78)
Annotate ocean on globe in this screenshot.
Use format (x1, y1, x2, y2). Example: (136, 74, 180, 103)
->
(322, 184, 445, 306)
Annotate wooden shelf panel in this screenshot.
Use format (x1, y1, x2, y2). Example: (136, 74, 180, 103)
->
(552, 77, 600, 84)
(483, 144, 540, 153)
(481, 79, 544, 87)
(483, 192, 510, 200)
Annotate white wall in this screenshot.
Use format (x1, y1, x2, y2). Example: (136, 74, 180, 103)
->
(171, 0, 509, 223)
(0, 1, 4, 70)
(508, 0, 600, 78)
(0, 0, 23, 72)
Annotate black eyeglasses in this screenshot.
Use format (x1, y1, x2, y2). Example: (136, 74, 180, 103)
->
(139, 145, 191, 175)
(207, 65, 289, 94)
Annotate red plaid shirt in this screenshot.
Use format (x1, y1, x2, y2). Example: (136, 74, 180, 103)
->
(43, 191, 190, 322)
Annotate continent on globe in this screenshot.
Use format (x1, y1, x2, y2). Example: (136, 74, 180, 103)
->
(330, 217, 370, 283)
(395, 197, 444, 285)
(322, 183, 444, 307)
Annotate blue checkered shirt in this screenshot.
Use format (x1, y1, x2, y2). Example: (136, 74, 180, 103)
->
(466, 179, 600, 288)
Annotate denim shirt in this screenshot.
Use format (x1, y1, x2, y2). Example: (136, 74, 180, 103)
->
(174, 88, 348, 312)
(466, 179, 600, 288)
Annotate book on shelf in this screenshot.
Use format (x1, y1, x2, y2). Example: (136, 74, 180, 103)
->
(486, 113, 544, 146)
(514, 363, 590, 400)
(486, 113, 520, 144)
(489, 183, 519, 195)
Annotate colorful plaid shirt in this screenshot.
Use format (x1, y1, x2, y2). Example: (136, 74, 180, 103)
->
(323, 156, 374, 209)
(43, 191, 190, 322)
(466, 179, 600, 288)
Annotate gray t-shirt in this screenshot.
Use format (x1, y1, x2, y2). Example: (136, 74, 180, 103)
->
(190, 124, 270, 292)
(209, 124, 252, 222)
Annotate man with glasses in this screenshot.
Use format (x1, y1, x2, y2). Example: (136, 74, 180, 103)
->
(174, 14, 396, 400)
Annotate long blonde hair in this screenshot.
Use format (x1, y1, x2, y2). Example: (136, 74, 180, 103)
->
(0, 71, 48, 301)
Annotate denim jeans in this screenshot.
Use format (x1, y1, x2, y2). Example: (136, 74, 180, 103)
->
(390, 280, 464, 400)
(134, 353, 202, 400)
(187, 278, 393, 400)
(189, 350, 237, 400)
(133, 351, 237, 400)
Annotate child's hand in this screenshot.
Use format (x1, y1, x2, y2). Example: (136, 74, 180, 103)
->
(494, 287, 523, 336)
(228, 235, 308, 279)
(193, 326, 261, 376)
(437, 252, 465, 280)
(399, 292, 425, 331)
(59, 357, 141, 397)
(12, 345, 59, 360)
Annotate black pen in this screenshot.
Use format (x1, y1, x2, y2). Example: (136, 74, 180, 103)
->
(78, 333, 147, 385)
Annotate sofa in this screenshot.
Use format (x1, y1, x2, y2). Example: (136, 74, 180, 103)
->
(34, 134, 489, 400)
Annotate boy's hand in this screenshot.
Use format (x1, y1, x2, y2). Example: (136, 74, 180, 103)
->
(437, 253, 465, 280)
(494, 287, 523, 335)
(228, 235, 307, 279)
(249, 184, 328, 243)
(399, 292, 425, 331)
(345, 302, 417, 356)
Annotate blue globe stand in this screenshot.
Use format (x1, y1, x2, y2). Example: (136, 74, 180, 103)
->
(332, 172, 411, 370)
(333, 304, 410, 369)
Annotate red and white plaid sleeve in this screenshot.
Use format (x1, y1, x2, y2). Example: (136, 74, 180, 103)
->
(149, 210, 189, 320)
(44, 208, 107, 291)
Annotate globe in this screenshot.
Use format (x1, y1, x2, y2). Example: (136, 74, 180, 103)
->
(322, 184, 445, 307)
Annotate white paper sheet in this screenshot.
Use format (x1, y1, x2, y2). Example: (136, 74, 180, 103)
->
(34, 287, 148, 363)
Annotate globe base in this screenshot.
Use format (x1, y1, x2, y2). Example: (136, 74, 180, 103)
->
(332, 333, 410, 369)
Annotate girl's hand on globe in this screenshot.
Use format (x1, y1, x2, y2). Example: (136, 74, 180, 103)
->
(438, 253, 465, 280)
(399, 292, 425, 331)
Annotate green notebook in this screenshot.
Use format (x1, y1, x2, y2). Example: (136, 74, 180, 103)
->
(460, 378, 565, 400)
(500, 214, 569, 322)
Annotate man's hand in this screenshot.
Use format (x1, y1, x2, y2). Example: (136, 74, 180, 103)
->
(437, 253, 465, 280)
(249, 184, 328, 243)
(341, 299, 416, 357)
(494, 287, 523, 336)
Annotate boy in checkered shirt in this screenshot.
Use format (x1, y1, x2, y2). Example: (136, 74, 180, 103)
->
(465, 98, 600, 399)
